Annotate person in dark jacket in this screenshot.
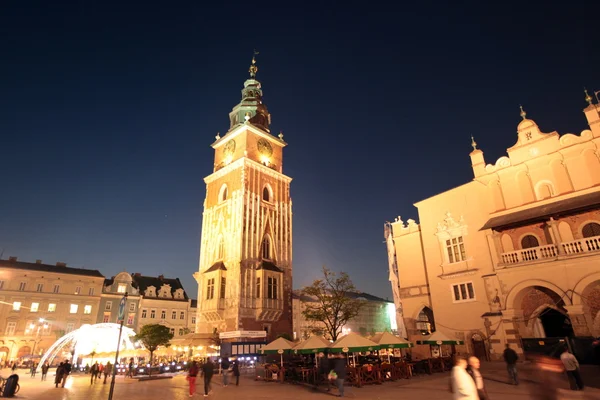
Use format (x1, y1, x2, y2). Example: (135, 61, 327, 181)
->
(187, 361, 199, 397)
(232, 360, 240, 386)
(41, 362, 49, 381)
(201, 359, 214, 397)
(55, 362, 65, 388)
(332, 354, 347, 398)
(503, 344, 518, 385)
(61, 359, 72, 387)
(467, 356, 489, 400)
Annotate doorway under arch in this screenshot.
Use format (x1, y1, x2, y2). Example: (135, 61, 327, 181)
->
(536, 307, 574, 338)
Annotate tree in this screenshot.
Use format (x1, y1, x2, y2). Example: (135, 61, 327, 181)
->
(300, 267, 365, 342)
(134, 324, 173, 376)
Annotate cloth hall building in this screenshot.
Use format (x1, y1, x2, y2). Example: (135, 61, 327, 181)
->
(386, 92, 600, 360)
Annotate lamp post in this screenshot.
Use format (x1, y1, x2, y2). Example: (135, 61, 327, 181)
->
(27, 318, 47, 372)
(108, 292, 127, 400)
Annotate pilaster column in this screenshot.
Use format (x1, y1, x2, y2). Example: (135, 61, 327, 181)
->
(487, 231, 502, 267)
(547, 217, 564, 255)
(564, 304, 591, 337)
(502, 309, 524, 352)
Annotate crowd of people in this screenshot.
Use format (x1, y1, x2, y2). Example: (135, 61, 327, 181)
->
(186, 357, 241, 398)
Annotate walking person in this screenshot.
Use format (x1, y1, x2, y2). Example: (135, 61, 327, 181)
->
(11, 363, 17, 373)
(451, 357, 478, 400)
(332, 353, 347, 398)
(55, 362, 65, 388)
(41, 362, 49, 381)
(466, 356, 489, 400)
(503, 344, 519, 385)
(232, 360, 240, 386)
(61, 359, 72, 387)
(127, 359, 134, 378)
(90, 362, 99, 384)
(221, 356, 230, 387)
(103, 361, 112, 384)
(560, 346, 584, 390)
(30, 362, 37, 377)
(187, 361, 199, 397)
(201, 358, 214, 397)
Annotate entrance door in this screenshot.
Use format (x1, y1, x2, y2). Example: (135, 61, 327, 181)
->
(471, 334, 487, 360)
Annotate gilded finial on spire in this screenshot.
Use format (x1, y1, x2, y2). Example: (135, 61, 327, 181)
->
(215, 132, 221, 140)
(278, 131, 284, 140)
(585, 88, 593, 105)
(471, 135, 477, 151)
(519, 104, 527, 120)
(249, 49, 259, 78)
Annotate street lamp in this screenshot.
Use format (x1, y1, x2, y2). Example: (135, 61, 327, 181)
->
(27, 318, 48, 370)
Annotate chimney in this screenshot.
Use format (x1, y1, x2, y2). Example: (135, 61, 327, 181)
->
(36, 260, 42, 264)
(8, 256, 17, 262)
(56, 262, 67, 267)
(158, 274, 164, 280)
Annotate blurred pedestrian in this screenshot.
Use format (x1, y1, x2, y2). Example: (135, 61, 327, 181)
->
(466, 356, 489, 400)
(187, 361, 199, 397)
(41, 362, 49, 381)
(502, 344, 519, 385)
(232, 360, 240, 386)
(201, 358, 214, 397)
(55, 362, 65, 388)
(560, 347, 584, 390)
(451, 357, 478, 400)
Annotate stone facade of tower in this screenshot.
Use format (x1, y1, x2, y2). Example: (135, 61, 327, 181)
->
(194, 59, 293, 340)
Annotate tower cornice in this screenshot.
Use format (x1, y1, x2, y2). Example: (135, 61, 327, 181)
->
(211, 123, 287, 149)
(204, 156, 292, 185)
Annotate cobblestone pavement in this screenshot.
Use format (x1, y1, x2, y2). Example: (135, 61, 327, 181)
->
(2, 364, 600, 400)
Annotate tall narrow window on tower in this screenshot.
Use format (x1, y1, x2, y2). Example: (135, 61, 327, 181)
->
(218, 184, 228, 203)
(217, 236, 224, 260)
(256, 277, 261, 298)
(267, 277, 278, 300)
(263, 186, 270, 202)
(262, 236, 271, 260)
(206, 278, 215, 300)
(220, 277, 226, 299)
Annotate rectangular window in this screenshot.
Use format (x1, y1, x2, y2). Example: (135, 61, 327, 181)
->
(75, 286, 81, 295)
(19, 282, 26, 291)
(30, 302, 39, 312)
(220, 277, 226, 299)
(256, 277, 261, 298)
(161, 310, 166, 319)
(452, 282, 476, 302)
(127, 313, 134, 325)
(171, 311, 176, 319)
(36, 283, 44, 292)
(66, 323, 75, 334)
(53, 284, 60, 294)
(206, 278, 215, 300)
(89, 287, 95, 296)
(117, 284, 127, 293)
(103, 313, 110, 323)
(129, 303, 136, 312)
(105, 301, 112, 311)
(42, 322, 51, 335)
(0, 280, 4, 290)
(48, 303, 56, 312)
(5, 321, 16, 335)
(267, 277, 278, 300)
(13, 301, 21, 311)
(70, 304, 78, 314)
(150, 309, 156, 318)
(180, 311, 185, 320)
(191, 316, 196, 324)
(446, 236, 466, 263)
(170, 328, 175, 335)
(84, 305, 92, 314)
(142, 309, 147, 318)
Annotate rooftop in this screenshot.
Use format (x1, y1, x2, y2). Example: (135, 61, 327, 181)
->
(0, 257, 104, 278)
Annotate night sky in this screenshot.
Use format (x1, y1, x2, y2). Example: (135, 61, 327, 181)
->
(1, 1, 598, 300)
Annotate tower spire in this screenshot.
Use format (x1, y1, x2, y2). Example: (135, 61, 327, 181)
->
(585, 88, 593, 105)
(519, 105, 527, 120)
(249, 50, 259, 78)
(471, 135, 478, 151)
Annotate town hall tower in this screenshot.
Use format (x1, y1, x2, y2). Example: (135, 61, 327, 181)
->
(194, 56, 293, 339)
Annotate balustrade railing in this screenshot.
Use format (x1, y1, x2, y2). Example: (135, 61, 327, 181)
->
(500, 244, 558, 265)
(562, 235, 600, 255)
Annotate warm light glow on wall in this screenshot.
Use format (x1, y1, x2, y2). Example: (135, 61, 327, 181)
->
(260, 155, 270, 166)
(386, 303, 398, 331)
(224, 155, 233, 165)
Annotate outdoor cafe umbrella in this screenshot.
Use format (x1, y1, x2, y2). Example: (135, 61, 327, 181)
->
(416, 331, 463, 358)
(370, 332, 413, 361)
(293, 335, 331, 368)
(329, 333, 379, 366)
(259, 337, 295, 367)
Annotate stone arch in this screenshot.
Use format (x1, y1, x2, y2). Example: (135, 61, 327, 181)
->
(582, 149, 600, 186)
(579, 220, 600, 238)
(505, 280, 571, 311)
(534, 180, 555, 200)
(550, 159, 573, 194)
(218, 183, 228, 203)
(488, 180, 505, 212)
(262, 183, 274, 202)
(558, 221, 574, 242)
(17, 346, 31, 358)
(501, 233, 514, 252)
(516, 171, 535, 204)
(517, 232, 542, 249)
(572, 272, 600, 306)
(413, 305, 436, 333)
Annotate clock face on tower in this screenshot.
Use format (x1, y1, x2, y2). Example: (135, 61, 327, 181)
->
(223, 139, 236, 156)
(257, 138, 273, 157)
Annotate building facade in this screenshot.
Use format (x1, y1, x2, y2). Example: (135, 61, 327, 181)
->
(0, 257, 105, 363)
(292, 290, 396, 341)
(194, 56, 293, 339)
(386, 93, 600, 360)
(99, 271, 142, 328)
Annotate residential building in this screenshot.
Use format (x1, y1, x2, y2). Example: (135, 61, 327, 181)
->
(0, 257, 104, 362)
(99, 271, 142, 328)
(134, 273, 193, 337)
(194, 55, 293, 340)
(292, 290, 397, 340)
(188, 299, 197, 334)
(385, 93, 600, 360)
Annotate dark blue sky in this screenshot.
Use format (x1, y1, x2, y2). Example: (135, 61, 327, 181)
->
(0, 1, 598, 300)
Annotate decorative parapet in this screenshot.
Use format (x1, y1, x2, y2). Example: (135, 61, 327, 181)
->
(391, 216, 420, 236)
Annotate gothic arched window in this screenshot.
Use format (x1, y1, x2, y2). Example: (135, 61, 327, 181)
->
(521, 235, 539, 249)
(217, 236, 224, 260)
(582, 222, 600, 238)
(263, 186, 270, 202)
(261, 236, 271, 260)
(219, 184, 228, 203)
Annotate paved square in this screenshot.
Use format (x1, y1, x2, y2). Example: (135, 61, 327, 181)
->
(3, 364, 600, 400)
